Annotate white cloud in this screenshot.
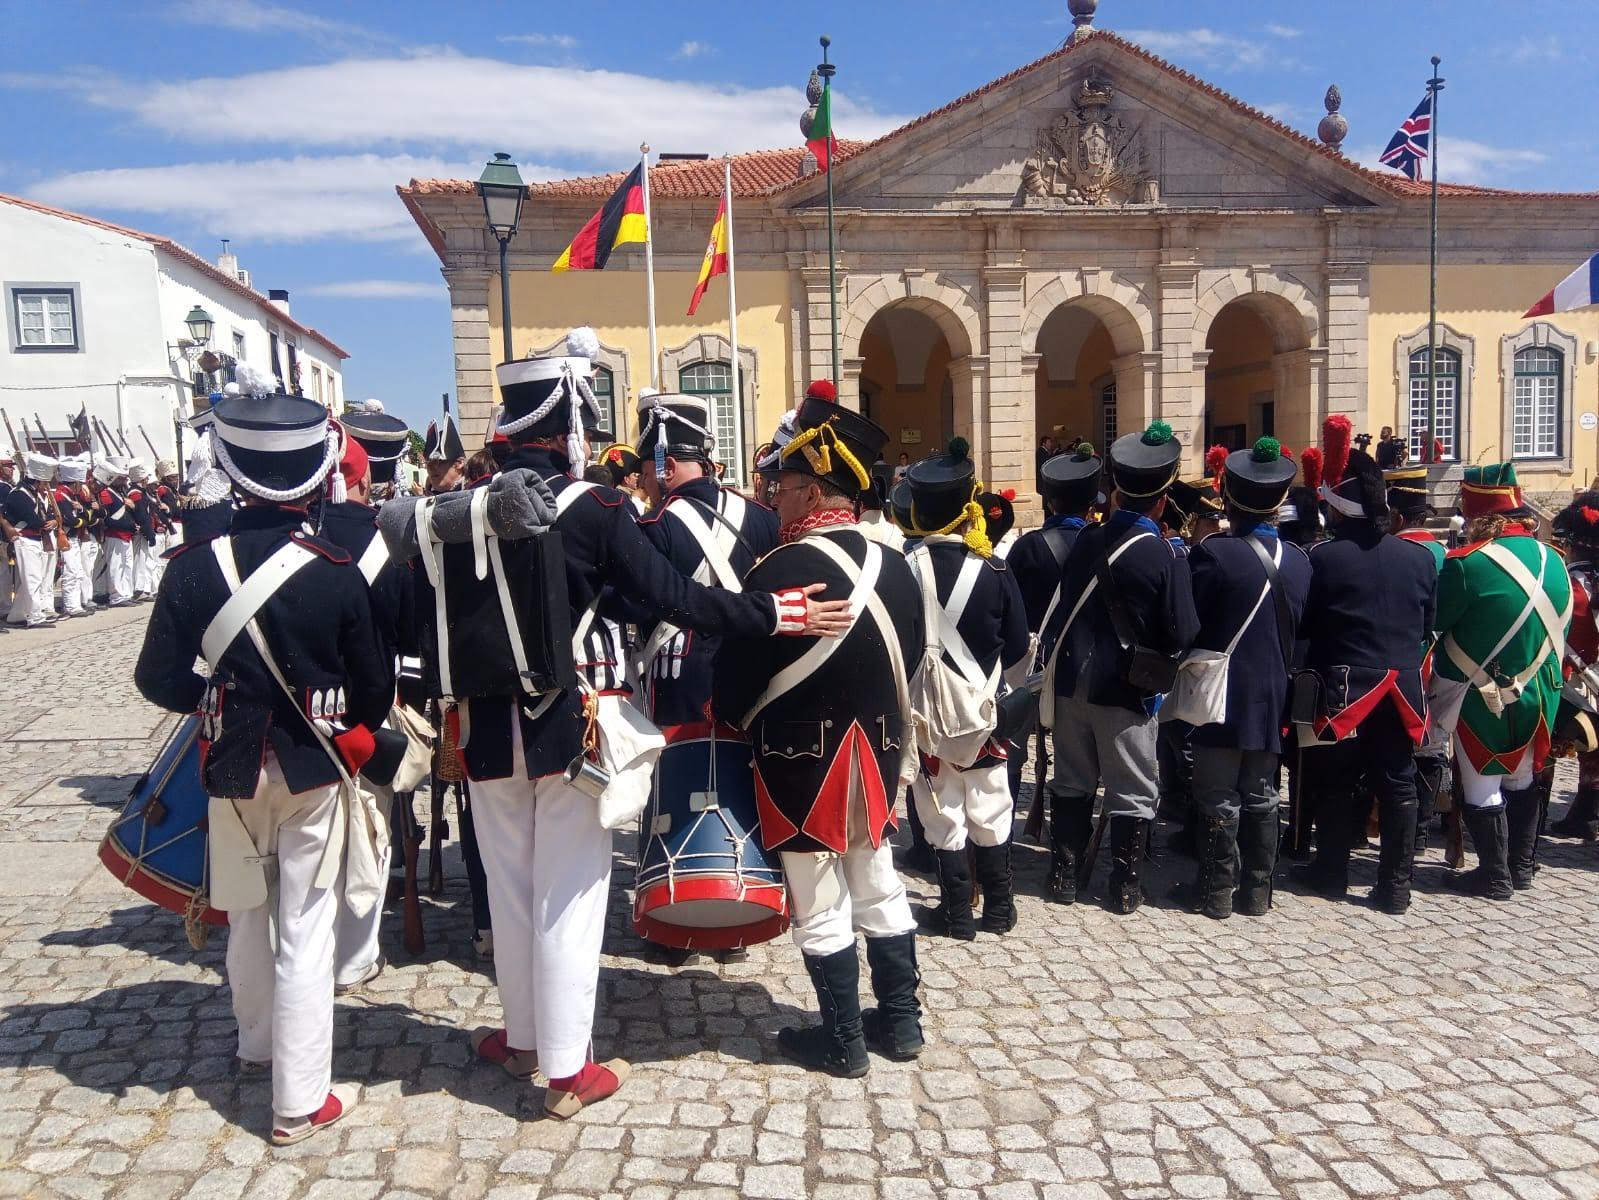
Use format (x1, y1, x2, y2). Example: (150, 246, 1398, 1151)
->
(300, 280, 442, 299)
(1259, 100, 1310, 124)
(1347, 138, 1547, 186)
(1263, 24, 1302, 38)
(1123, 28, 1281, 71)
(1510, 34, 1563, 63)
(674, 41, 714, 60)
(499, 33, 579, 49)
(25, 153, 570, 243)
(166, 0, 379, 41)
(6, 53, 906, 164)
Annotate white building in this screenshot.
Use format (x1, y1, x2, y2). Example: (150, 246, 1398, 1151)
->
(0, 192, 348, 466)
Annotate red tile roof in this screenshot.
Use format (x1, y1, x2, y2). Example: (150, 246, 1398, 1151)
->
(0, 192, 350, 359)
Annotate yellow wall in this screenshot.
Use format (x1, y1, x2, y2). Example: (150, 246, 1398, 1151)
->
(860, 326, 953, 460)
(1369, 264, 1599, 492)
(1204, 305, 1276, 450)
(1036, 324, 1115, 447)
(492, 267, 793, 448)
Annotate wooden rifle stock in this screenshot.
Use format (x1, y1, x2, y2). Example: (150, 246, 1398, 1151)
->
(1444, 756, 1466, 870)
(392, 790, 425, 956)
(1077, 809, 1109, 890)
(427, 779, 448, 897)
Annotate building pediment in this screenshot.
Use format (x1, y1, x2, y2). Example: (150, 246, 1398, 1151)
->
(781, 32, 1392, 215)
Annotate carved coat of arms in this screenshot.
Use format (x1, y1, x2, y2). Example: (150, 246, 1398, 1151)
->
(1022, 74, 1158, 206)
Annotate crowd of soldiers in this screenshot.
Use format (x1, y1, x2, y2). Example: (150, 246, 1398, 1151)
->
(94, 328, 1595, 1148)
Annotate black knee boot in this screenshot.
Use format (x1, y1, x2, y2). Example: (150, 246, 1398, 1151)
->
(1047, 793, 1092, 904)
(1443, 805, 1514, 901)
(861, 932, 923, 1060)
(974, 841, 1016, 933)
(1105, 817, 1151, 915)
(1171, 815, 1238, 920)
(916, 848, 976, 940)
(903, 788, 935, 873)
(1413, 753, 1446, 857)
(777, 946, 869, 1077)
(1371, 792, 1417, 914)
(1549, 787, 1599, 840)
(1505, 783, 1544, 891)
(1234, 808, 1278, 915)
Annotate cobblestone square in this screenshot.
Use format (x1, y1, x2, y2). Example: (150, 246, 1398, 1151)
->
(3, 613, 1599, 1198)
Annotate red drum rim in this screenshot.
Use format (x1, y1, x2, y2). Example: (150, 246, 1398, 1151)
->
(98, 835, 228, 927)
(633, 907, 789, 951)
(633, 876, 788, 949)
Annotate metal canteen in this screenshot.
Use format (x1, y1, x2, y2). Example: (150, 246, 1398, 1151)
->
(564, 751, 610, 800)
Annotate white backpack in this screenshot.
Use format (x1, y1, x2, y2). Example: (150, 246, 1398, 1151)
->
(906, 544, 1000, 767)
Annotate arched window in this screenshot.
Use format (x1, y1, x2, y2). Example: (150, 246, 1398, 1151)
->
(591, 365, 617, 439)
(1408, 348, 1461, 463)
(1099, 379, 1118, 450)
(1511, 346, 1562, 459)
(679, 360, 743, 484)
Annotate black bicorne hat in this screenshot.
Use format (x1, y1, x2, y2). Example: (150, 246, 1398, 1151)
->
(343, 410, 410, 485)
(1167, 478, 1224, 528)
(600, 443, 642, 487)
(424, 414, 465, 462)
(1108, 421, 1182, 499)
(1224, 437, 1298, 516)
(636, 394, 715, 462)
(1384, 465, 1433, 521)
(776, 394, 888, 500)
(906, 437, 979, 532)
(1325, 448, 1388, 523)
(1040, 444, 1102, 511)
(978, 490, 1015, 545)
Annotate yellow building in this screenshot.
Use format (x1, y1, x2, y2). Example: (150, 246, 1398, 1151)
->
(399, 24, 1599, 517)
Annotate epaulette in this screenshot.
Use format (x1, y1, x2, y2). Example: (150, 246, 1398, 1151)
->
(1445, 538, 1492, 560)
(984, 554, 1010, 573)
(162, 533, 220, 561)
(289, 529, 353, 564)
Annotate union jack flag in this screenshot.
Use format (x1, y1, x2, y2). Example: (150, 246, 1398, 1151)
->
(1380, 95, 1433, 181)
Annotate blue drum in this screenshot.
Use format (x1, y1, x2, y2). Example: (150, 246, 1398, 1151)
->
(634, 723, 788, 950)
(99, 715, 226, 944)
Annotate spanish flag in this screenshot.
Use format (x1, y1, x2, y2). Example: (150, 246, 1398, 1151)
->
(552, 163, 648, 272)
(686, 190, 730, 316)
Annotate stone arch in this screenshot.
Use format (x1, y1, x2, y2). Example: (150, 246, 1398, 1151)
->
(1020, 271, 1152, 358)
(1191, 268, 1319, 355)
(841, 272, 980, 362)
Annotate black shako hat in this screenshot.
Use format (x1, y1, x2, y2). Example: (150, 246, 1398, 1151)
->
(1108, 421, 1182, 499)
(494, 327, 605, 449)
(342, 410, 410, 485)
(906, 436, 979, 532)
(890, 479, 915, 529)
(1225, 437, 1298, 516)
(775, 394, 887, 500)
(1384, 465, 1434, 521)
(636, 393, 715, 463)
(1040, 443, 1102, 511)
(211, 380, 336, 502)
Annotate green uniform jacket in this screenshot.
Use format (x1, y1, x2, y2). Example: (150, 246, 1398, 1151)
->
(1434, 532, 1571, 774)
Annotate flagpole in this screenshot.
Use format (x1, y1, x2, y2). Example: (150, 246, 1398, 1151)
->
(723, 155, 746, 485)
(641, 142, 660, 391)
(1425, 56, 1444, 466)
(819, 36, 840, 394)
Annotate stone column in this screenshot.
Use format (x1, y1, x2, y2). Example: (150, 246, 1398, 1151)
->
(446, 268, 494, 449)
(801, 266, 842, 396)
(841, 357, 865, 413)
(947, 354, 991, 480)
(1271, 347, 1327, 454)
(982, 267, 1030, 521)
(1324, 258, 1370, 427)
(1014, 354, 1045, 526)
(1156, 263, 1201, 472)
(1112, 350, 1161, 445)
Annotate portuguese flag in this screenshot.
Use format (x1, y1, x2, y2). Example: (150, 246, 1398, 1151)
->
(806, 86, 836, 173)
(552, 162, 648, 272)
(687, 190, 730, 316)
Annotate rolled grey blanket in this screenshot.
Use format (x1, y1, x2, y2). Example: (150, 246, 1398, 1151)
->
(377, 469, 560, 561)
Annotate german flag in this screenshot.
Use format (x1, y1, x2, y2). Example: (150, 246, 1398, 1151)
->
(552, 163, 648, 272)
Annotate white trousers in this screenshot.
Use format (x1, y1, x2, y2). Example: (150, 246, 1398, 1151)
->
(780, 796, 915, 958)
(1, 550, 13, 610)
(76, 539, 99, 609)
(7, 537, 54, 626)
(106, 538, 135, 604)
(912, 758, 1013, 851)
(133, 537, 155, 595)
(334, 785, 392, 987)
(57, 543, 87, 615)
(467, 720, 612, 1079)
(1457, 751, 1536, 811)
(224, 759, 341, 1119)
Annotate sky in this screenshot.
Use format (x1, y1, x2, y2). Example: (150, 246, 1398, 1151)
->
(4, 0, 1597, 431)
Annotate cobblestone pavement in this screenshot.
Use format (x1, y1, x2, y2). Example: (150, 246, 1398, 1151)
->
(3, 611, 1599, 1199)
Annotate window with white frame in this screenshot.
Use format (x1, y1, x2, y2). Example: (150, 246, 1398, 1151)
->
(679, 360, 743, 484)
(12, 288, 78, 350)
(592, 366, 617, 439)
(1511, 346, 1562, 459)
(1100, 379, 1118, 451)
(309, 365, 323, 403)
(1408, 348, 1461, 463)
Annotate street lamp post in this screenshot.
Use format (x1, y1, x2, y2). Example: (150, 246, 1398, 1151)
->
(175, 305, 214, 470)
(477, 152, 527, 363)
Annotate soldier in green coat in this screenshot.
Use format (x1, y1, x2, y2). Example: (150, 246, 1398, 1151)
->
(1433, 464, 1572, 899)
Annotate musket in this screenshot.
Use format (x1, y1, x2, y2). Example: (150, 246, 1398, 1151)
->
(1076, 809, 1109, 891)
(391, 788, 426, 956)
(1444, 757, 1465, 870)
(0, 410, 25, 548)
(33, 414, 73, 552)
(137, 424, 161, 461)
(2, 407, 34, 456)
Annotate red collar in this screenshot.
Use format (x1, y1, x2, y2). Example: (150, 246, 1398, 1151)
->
(779, 508, 857, 545)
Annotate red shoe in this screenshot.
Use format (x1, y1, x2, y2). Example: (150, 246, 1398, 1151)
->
(544, 1058, 630, 1119)
(470, 1027, 538, 1079)
(271, 1083, 358, 1146)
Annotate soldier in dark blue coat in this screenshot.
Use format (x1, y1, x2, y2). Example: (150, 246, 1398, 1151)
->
(1045, 422, 1199, 914)
(902, 439, 1032, 940)
(1291, 446, 1437, 914)
(1170, 440, 1310, 919)
(1005, 444, 1100, 902)
(134, 381, 392, 1146)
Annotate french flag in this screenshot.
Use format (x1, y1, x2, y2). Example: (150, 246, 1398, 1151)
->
(1524, 253, 1599, 317)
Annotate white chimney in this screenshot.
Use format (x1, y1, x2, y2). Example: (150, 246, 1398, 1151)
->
(268, 288, 291, 318)
(217, 238, 241, 281)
